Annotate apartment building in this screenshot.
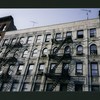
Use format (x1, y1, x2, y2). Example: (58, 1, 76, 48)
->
(0, 17, 100, 92)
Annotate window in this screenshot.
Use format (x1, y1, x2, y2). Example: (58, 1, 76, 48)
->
(62, 63, 69, 75)
(77, 30, 83, 38)
(76, 62, 83, 75)
(36, 75, 42, 80)
(0, 24, 6, 31)
(46, 83, 53, 91)
(32, 49, 38, 57)
(8, 65, 15, 75)
(75, 84, 83, 91)
(77, 45, 83, 55)
(91, 85, 99, 91)
(11, 82, 19, 92)
(50, 63, 56, 73)
(27, 36, 34, 44)
(12, 38, 16, 44)
(91, 62, 98, 76)
(38, 63, 45, 72)
(66, 31, 72, 37)
(16, 64, 24, 75)
(3, 39, 9, 46)
(33, 83, 40, 91)
(53, 47, 57, 53)
(20, 37, 26, 44)
(1, 83, 8, 91)
(27, 64, 34, 75)
(90, 44, 97, 55)
(36, 35, 42, 43)
(56, 33, 62, 40)
(22, 83, 31, 91)
(90, 28, 96, 37)
(42, 48, 48, 55)
(64, 46, 70, 54)
(23, 50, 28, 57)
(60, 83, 67, 91)
(45, 34, 51, 42)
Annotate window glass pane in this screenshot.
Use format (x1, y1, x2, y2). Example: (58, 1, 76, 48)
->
(29, 64, 34, 70)
(37, 35, 42, 43)
(91, 63, 97, 69)
(91, 85, 99, 91)
(22, 83, 31, 91)
(12, 38, 16, 43)
(43, 48, 48, 55)
(34, 83, 40, 91)
(38, 64, 45, 72)
(46, 83, 53, 91)
(77, 30, 83, 35)
(23, 50, 28, 57)
(66, 32, 71, 37)
(77, 46, 83, 51)
(50, 64, 56, 69)
(45, 34, 51, 42)
(27, 36, 34, 43)
(20, 37, 26, 44)
(56, 33, 61, 40)
(33, 49, 38, 57)
(11, 83, 19, 91)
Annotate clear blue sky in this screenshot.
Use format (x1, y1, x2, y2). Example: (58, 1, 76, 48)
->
(0, 8, 100, 30)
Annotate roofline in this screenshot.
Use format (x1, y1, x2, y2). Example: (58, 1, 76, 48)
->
(17, 17, 99, 30)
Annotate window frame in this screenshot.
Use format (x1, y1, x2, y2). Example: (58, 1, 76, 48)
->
(55, 33, 62, 40)
(27, 36, 34, 44)
(77, 30, 83, 38)
(90, 44, 97, 55)
(76, 62, 83, 75)
(91, 62, 98, 76)
(45, 34, 51, 42)
(90, 28, 96, 38)
(33, 83, 40, 91)
(77, 45, 83, 55)
(22, 50, 28, 58)
(32, 49, 38, 57)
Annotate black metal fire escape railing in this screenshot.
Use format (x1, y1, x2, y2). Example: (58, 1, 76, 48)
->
(44, 36, 73, 91)
(0, 41, 23, 91)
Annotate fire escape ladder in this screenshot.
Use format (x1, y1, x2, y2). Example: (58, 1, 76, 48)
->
(45, 36, 73, 91)
(0, 41, 22, 91)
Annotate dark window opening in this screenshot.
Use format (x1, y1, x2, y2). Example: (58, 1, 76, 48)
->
(91, 62, 98, 76)
(55, 33, 62, 40)
(64, 46, 70, 54)
(77, 30, 83, 38)
(77, 45, 83, 55)
(76, 62, 83, 75)
(90, 44, 97, 55)
(60, 83, 67, 91)
(75, 84, 83, 91)
(46, 83, 53, 91)
(50, 63, 56, 73)
(91, 85, 99, 91)
(33, 83, 40, 91)
(90, 28, 96, 37)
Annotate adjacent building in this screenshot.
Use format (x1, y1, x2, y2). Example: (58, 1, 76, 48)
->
(0, 17, 100, 92)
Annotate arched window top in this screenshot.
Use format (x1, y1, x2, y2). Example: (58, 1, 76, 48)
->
(64, 46, 70, 54)
(23, 50, 28, 57)
(90, 44, 97, 55)
(43, 48, 48, 54)
(90, 44, 97, 50)
(33, 49, 38, 57)
(53, 47, 57, 53)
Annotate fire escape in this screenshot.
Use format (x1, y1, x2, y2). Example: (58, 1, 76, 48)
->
(0, 40, 22, 91)
(44, 34, 74, 91)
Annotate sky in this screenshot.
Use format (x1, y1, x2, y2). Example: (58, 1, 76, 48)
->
(0, 8, 100, 30)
